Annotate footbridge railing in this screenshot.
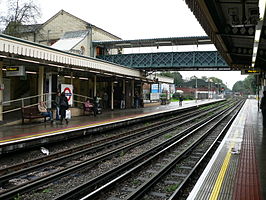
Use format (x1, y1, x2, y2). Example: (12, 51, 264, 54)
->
(97, 51, 230, 70)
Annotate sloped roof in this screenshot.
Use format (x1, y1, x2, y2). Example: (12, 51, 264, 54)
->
(13, 24, 42, 34)
(51, 30, 89, 51)
(43, 10, 121, 40)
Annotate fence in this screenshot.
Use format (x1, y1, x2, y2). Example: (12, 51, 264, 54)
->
(1, 93, 93, 116)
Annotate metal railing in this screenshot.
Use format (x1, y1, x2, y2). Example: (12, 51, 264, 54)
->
(1, 93, 93, 115)
(73, 94, 93, 107)
(2, 93, 51, 114)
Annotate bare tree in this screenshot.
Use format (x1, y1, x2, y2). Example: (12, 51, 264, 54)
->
(0, 0, 41, 37)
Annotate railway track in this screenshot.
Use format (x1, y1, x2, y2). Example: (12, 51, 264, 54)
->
(0, 99, 241, 200)
(55, 99, 244, 200)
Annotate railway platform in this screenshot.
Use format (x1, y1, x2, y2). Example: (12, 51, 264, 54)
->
(0, 99, 222, 154)
(187, 99, 265, 200)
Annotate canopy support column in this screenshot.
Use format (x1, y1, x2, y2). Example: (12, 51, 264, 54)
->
(111, 81, 114, 110)
(38, 66, 44, 102)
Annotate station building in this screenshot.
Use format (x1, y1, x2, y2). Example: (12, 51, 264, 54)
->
(19, 10, 120, 57)
(0, 10, 173, 122)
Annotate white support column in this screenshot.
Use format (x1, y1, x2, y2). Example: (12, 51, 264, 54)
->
(47, 72, 52, 108)
(111, 81, 114, 110)
(70, 71, 74, 86)
(94, 75, 97, 97)
(0, 61, 3, 121)
(38, 66, 44, 102)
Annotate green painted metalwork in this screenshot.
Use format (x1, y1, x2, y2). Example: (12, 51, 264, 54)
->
(97, 51, 229, 70)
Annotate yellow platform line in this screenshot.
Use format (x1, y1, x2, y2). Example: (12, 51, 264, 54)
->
(209, 146, 233, 200)
(0, 114, 147, 144)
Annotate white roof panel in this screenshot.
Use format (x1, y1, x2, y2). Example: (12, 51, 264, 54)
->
(51, 37, 84, 51)
(51, 30, 89, 51)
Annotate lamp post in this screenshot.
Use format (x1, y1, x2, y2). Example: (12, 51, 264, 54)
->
(208, 78, 213, 100)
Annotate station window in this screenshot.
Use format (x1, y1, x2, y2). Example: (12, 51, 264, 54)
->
(81, 46, 85, 55)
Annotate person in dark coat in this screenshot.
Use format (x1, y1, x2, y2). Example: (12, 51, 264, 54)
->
(59, 92, 69, 124)
(179, 95, 183, 107)
(92, 96, 100, 116)
(103, 92, 108, 109)
(134, 92, 139, 108)
(260, 91, 266, 127)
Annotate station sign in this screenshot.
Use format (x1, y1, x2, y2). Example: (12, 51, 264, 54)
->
(151, 84, 159, 93)
(241, 69, 260, 75)
(151, 84, 160, 100)
(61, 84, 73, 106)
(6, 66, 25, 77)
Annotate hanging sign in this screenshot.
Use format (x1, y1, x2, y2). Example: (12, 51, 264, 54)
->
(6, 66, 25, 76)
(241, 69, 260, 75)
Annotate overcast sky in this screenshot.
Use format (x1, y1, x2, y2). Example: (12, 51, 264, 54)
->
(1, 0, 248, 89)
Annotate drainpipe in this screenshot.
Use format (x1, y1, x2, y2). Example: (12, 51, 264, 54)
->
(0, 61, 3, 121)
(94, 75, 97, 97)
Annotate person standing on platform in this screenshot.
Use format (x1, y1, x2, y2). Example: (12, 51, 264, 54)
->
(260, 91, 266, 127)
(120, 92, 125, 109)
(93, 96, 100, 116)
(103, 92, 108, 110)
(59, 92, 69, 124)
(179, 95, 183, 107)
(54, 92, 61, 120)
(134, 92, 139, 108)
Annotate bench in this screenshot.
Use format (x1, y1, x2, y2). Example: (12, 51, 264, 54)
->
(21, 105, 47, 124)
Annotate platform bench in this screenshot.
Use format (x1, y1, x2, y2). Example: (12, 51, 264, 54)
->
(21, 105, 46, 124)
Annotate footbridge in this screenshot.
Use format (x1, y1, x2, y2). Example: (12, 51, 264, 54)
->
(97, 51, 229, 71)
(93, 36, 230, 71)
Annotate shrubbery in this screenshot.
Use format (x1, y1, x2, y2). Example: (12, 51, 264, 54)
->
(172, 92, 194, 100)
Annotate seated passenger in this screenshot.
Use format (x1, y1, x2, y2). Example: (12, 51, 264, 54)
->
(38, 101, 53, 121)
(84, 98, 93, 108)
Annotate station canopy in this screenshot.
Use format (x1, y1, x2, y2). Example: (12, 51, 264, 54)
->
(185, 0, 266, 71)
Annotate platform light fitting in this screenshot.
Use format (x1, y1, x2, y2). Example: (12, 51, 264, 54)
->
(198, 39, 212, 43)
(115, 43, 131, 46)
(64, 75, 75, 79)
(26, 71, 37, 74)
(154, 41, 172, 44)
(79, 77, 89, 80)
(251, 0, 265, 68)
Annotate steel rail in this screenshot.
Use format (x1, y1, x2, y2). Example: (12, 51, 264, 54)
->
(0, 101, 226, 180)
(55, 100, 240, 200)
(168, 100, 244, 199)
(0, 102, 231, 199)
(125, 100, 244, 200)
(0, 106, 198, 174)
